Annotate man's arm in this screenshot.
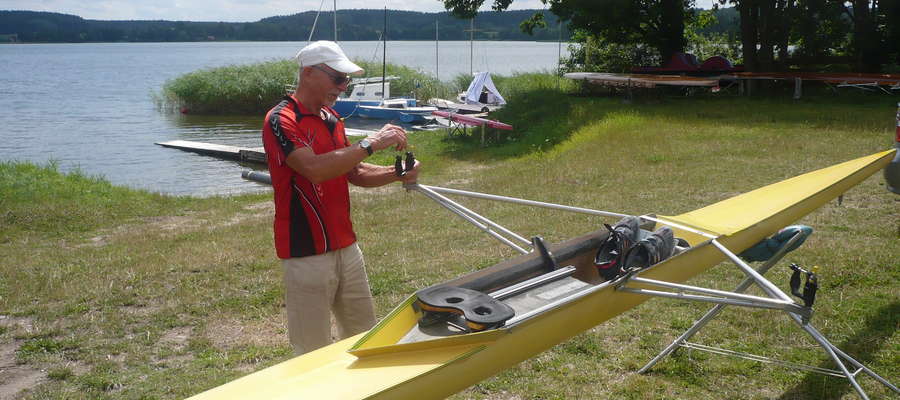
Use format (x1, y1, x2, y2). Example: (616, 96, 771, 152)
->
(285, 124, 408, 184)
(285, 145, 368, 184)
(347, 160, 419, 187)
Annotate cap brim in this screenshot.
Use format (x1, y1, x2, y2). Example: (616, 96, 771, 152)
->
(326, 59, 364, 75)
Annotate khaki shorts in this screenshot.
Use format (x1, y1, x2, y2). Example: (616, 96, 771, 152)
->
(281, 243, 376, 355)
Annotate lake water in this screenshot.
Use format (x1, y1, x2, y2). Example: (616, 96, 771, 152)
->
(0, 41, 568, 196)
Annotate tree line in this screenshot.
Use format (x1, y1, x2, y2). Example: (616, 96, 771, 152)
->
(0, 9, 573, 43)
(444, 0, 899, 73)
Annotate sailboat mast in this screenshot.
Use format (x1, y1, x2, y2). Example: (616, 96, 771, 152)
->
(557, 19, 561, 89)
(333, 0, 337, 41)
(435, 18, 439, 81)
(469, 18, 474, 75)
(382, 7, 387, 100)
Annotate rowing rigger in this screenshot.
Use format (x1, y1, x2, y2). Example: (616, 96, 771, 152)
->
(193, 149, 897, 400)
(400, 177, 896, 400)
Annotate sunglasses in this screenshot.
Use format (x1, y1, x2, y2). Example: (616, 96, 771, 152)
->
(311, 65, 351, 86)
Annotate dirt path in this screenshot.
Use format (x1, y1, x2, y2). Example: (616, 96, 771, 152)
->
(0, 317, 45, 400)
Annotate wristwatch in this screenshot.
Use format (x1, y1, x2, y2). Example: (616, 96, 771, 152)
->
(358, 138, 373, 156)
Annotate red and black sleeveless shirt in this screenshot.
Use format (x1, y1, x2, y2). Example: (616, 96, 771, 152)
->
(262, 95, 356, 259)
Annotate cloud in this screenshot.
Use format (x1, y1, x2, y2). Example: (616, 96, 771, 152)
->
(1, 0, 556, 22)
(2, 0, 718, 22)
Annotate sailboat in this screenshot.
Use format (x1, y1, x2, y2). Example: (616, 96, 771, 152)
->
(333, 8, 436, 123)
(331, 75, 407, 116)
(430, 71, 506, 114)
(428, 18, 505, 114)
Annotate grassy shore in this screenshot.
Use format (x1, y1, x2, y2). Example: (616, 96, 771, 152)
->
(2, 82, 898, 399)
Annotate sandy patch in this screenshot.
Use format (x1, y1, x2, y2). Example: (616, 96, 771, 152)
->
(159, 326, 192, 351)
(350, 185, 399, 196)
(121, 304, 161, 318)
(74, 214, 201, 248)
(217, 206, 273, 229)
(0, 341, 45, 400)
(151, 326, 196, 367)
(76, 203, 275, 249)
(0, 316, 34, 335)
(244, 201, 273, 211)
(441, 162, 490, 187)
(205, 317, 286, 350)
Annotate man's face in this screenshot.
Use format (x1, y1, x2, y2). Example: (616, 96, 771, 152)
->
(310, 64, 350, 106)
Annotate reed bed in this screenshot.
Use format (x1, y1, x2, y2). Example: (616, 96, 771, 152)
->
(159, 57, 573, 116)
(160, 60, 297, 115)
(160, 59, 453, 115)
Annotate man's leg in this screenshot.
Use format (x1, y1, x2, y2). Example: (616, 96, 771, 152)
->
(282, 254, 338, 355)
(332, 243, 377, 339)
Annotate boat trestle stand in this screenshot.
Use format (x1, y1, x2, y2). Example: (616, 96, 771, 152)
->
(619, 232, 899, 400)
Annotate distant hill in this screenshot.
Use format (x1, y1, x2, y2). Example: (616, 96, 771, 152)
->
(0, 9, 572, 43)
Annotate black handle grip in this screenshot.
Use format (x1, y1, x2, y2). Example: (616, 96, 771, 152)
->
(405, 151, 416, 172)
(788, 263, 818, 307)
(394, 155, 404, 177)
(395, 152, 416, 177)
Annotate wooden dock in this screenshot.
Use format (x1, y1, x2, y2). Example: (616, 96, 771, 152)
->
(155, 140, 267, 164)
(156, 128, 375, 164)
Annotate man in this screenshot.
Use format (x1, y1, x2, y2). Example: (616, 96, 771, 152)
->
(261, 40, 419, 355)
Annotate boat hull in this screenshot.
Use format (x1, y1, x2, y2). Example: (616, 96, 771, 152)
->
(357, 105, 437, 123)
(333, 99, 418, 117)
(333, 99, 382, 116)
(186, 150, 895, 400)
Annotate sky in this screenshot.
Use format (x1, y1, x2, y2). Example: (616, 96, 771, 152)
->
(1, 0, 718, 22)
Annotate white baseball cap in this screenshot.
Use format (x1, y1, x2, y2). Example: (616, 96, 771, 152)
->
(295, 41, 363, 75)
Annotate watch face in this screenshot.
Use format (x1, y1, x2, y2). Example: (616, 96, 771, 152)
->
(359, 139, 372, 154)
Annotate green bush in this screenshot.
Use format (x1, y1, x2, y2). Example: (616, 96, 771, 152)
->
(685, 11, 742, 64)
(48, 367, 75, 381)
(16, 337, 79, 362)
(562, 30, 661, 74)
(561, 13, 742, 75)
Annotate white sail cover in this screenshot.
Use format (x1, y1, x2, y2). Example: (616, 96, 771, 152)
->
(464, 72, 506, 105)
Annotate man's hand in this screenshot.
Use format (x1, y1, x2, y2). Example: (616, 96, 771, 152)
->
(368, 124, 407, 152)
(398, 160, 420, 184)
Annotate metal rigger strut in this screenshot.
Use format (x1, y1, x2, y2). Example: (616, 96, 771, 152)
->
(400, 155, 897, 399)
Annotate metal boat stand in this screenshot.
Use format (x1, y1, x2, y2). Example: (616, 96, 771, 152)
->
(621, 233, 899, 400)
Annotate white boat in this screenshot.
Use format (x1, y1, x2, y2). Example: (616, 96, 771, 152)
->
(332, 76, 416, 117)
(429, 72, 506, 114)
(356, 98, 438, 123)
